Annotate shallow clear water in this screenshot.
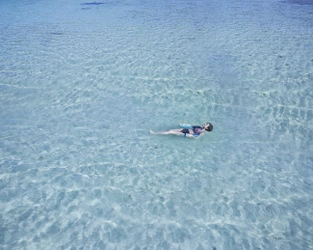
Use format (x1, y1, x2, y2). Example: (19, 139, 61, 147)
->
(1, 0, 313, 249)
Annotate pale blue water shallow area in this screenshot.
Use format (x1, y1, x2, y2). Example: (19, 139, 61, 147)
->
(1, 0, 313, 249)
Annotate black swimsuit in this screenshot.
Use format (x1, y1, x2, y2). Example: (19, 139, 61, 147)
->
(181, 128, 190, 134)
(181, 126, 202, 137)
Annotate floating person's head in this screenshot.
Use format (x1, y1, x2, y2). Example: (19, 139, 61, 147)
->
(203, 122, 213, 132)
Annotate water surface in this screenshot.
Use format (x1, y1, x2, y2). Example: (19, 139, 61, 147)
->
(0, 0, 313, 249)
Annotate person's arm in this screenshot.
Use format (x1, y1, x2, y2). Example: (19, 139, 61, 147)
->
(192, 131, 206, 139)
(183, 132, 193, 138)
(184, 131, 203, 139)
(178, 123, 193, 129)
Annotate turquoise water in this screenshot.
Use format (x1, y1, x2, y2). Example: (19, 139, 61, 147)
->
(1, 0, 313, 249)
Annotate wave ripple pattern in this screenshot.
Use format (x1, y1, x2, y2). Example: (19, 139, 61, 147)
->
(0, 0, 313, 249)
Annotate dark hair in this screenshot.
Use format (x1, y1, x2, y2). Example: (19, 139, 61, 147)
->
(204, 122, 213, 132)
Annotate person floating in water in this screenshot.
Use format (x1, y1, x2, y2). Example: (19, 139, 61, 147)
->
(150, 122, 213, 139)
